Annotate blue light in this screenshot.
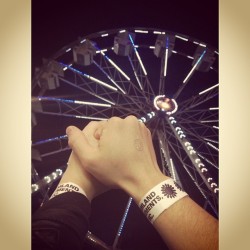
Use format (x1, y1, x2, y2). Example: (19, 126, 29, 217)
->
(128, 34, 135, 46)
(117, 197, 133, 236)
(38, 96, 75, 104)
(104, 54, 110, 60)
(59, 62, 85, 77)
(33, 135, 68, 146)
(166, 36, 169, 49)
(197, 50, 207, 65)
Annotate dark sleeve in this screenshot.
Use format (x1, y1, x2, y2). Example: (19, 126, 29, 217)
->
(32, 192, 91, 250)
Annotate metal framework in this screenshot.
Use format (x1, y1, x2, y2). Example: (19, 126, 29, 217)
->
(32, 27, 218, 249)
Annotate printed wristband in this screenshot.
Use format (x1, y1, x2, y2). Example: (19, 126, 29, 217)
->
(50, 182, 87, 200)
(139, 178, 188, 223)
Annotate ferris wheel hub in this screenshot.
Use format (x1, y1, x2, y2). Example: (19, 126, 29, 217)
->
(153, 95, 178, 115)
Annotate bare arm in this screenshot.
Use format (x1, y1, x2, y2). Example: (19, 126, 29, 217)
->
(128, 172, 218, 250)
(54, 121, 108, 201)
(67, 116, 218, 249)
(153, 196, 218, 250)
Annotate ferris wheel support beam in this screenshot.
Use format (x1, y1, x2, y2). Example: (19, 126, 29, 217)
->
(40, 147, 70, 158)
(176, 129, 218, 168)
(32, 168, 65, 195)
(32, 164, 50, 200)
(113, 197, 133, 249)
(164, 129, 218, 215)
(85, 231, 112, 250)
(166, 140, 218, 217)
(166, 117, 218, 196)
(156, 129, 184, 189)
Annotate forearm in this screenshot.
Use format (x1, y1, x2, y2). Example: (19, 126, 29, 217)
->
(127, 171, 218, 250)
(57, 153, 105, 201)
(153, 196, 218, 250)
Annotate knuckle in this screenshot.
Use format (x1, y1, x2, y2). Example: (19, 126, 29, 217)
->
(88, 121, 98, 126)
(109, 116, 121, 123)
(125, 115, 138, 122)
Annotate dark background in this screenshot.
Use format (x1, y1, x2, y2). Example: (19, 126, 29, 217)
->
(32, 0, 218, 73)
(32, 1, 218, 249)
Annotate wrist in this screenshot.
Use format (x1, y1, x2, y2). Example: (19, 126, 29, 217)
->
(60, 160, 109, 202)
(123, 169, 170, 204)
(58, 165, 95, 201)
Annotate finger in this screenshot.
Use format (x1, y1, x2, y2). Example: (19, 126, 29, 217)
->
(66, 126, 96, 166)
(81, 121, 100, 135)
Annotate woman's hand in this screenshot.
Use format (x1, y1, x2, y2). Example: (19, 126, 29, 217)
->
(58, 121, 109, 201)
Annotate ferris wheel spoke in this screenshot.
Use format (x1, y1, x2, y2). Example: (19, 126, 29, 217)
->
(92, 59, 127, 95)
(198, 153, 218, 170)
(99, 50, 131, 81)
(128, 38, 156, 101)
(94, 50, 153, 111)
(60, 65, 120, 104)
(173, 50, 207, 100)
(32, 96, 114, 122)
(176, 109, 218, 125)
(177, 114, 219, 140)
(156, 127, 184, 188)
(96, 50, 132, 93)
(128, 52, 155, 102)
(127, 55, 145, 92)
(177, 83, 218, 112)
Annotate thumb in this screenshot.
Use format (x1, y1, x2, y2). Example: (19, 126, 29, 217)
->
(66, 126, 93, 166)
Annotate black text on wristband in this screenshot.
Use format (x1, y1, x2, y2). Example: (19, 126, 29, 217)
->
(139, 178, 188, 223)
(50, 182, 87, 199)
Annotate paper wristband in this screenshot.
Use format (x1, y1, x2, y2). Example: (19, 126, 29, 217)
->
(139, 178, 188, 223)
(50, 182, 87, 200)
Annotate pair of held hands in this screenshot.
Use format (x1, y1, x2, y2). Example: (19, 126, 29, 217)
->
(64, 115, 168, 204)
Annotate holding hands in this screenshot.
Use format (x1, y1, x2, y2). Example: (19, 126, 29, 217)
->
(66, 115, 168, 203)
(53, 115, 218, 249)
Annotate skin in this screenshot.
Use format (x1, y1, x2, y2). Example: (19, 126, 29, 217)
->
(57, 121, 108, 201)
(64, 116, 218, 249)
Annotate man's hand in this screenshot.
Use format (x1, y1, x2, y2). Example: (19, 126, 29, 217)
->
(66, 116, 168, 203)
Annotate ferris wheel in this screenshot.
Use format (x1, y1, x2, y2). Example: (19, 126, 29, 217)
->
(32, 27, 218, 249)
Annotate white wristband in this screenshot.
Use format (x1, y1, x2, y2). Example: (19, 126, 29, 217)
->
(139, 178, 188, 223)
(50, 182, 87, 200)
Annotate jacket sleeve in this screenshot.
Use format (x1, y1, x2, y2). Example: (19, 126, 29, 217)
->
(32, 192, 91, 250)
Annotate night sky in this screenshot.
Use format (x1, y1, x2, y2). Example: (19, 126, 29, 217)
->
(32, 0, 218, 72)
